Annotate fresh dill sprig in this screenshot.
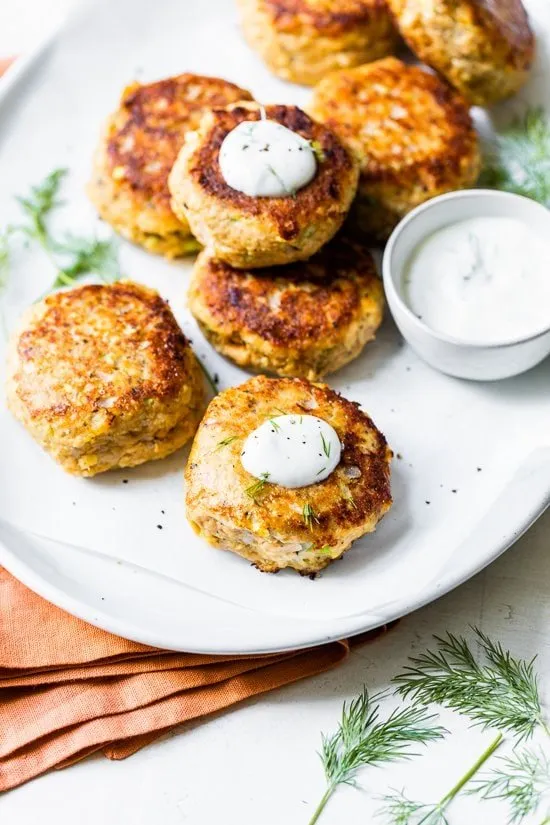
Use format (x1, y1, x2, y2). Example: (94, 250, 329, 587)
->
(320, 432, 331, 459)
(303, 502, 319, 529)
(245, 472, 270, 503)
(480, 107, 550, 206)
(308, 689, 445, 825)
(15, 167, 68, 247)
(268, 417, 281, 432)
(213, 435, 237, 452)
(387, 630, 550, 824)
(49, 233, 120, 289)
(393, 628, 545, 741)
(377, 789, 438, 825)
(377, 734, 503, 825)
(1, 168, 121, 297)
(470, 746, 550, 824)
(0, 169, 67, 313)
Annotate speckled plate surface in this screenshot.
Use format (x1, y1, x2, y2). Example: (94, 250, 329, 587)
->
(0, 0, 548, 653)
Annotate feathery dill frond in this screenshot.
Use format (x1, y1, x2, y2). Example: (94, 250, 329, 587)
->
(480, 108, 550, 206)
(393, 628, 543, 741)
(470, 746, 550, 823)
(16, 167, 67, 243)
(308, 690, 444, 824)
(377, 789, 438, 825)
(50, 233, 120, 288)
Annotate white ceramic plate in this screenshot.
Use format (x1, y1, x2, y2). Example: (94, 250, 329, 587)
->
(0, 0, 549, 654)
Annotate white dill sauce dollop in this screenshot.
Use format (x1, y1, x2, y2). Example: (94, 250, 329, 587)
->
(240, 414, 341, 489)
(218, 116, 317, 198)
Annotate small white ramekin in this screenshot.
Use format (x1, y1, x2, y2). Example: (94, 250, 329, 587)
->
(382, 189, 550, 381)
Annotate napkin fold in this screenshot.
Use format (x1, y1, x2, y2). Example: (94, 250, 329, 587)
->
(0, 567, 390, 791)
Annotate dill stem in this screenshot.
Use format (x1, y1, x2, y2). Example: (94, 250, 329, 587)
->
(307, 786, 334, 825)
(417, 733, 503, 825)
(540, 719, 550, 739)
(54, 269, 78, 286)
(34, 229, 64, 279)
(439, 733, 503, 803)
(33, 223, 56, 261)
(32, 220, 49, 249)
(538, 817, 550, 825)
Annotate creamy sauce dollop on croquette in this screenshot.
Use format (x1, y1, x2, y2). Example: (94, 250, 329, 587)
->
(241, 414, 341, 488)
(404, 216, 550, 343)
(219, 118, 316, 197)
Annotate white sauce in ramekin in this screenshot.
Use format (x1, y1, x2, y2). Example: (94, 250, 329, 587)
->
(219, 119, 316, 198)
(403, 216, 550, 343)
(241, 414, 341, 489)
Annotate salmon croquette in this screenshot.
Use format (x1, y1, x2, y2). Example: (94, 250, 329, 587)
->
(386, 0, 534, 105)
(6, 282, 205, 476)
(88, 74, 253, 258)
(236, 0, 399, 86)
(309, 57, 481, 240)
(185, 375, 392, 574)
(168, 101, 359, 268)
(188, 234, 384, 379)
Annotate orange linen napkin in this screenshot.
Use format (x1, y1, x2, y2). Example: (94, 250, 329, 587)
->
(0, 567, 391, 791)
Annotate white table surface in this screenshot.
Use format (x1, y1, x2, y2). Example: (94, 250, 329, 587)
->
(1, 2, 549, 822)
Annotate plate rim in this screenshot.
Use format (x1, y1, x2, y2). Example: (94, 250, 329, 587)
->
(0, 479, 547, 654)
(0, 5, 549, 654)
